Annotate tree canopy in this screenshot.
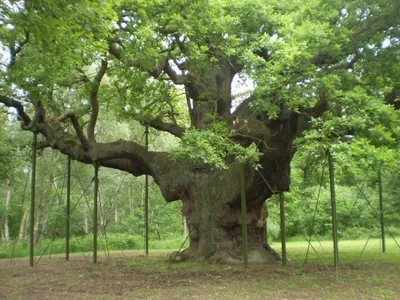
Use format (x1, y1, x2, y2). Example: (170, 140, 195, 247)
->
(1, 0, 399, 163)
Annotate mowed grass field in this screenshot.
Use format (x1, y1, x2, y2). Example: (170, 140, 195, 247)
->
(1, 238, 399, 299)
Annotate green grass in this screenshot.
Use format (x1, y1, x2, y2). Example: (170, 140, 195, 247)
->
(0, 234, 143, 259)
(272, 237, 400, 265)
(0, 234, 188, 259)
(1, 237, 399, 299)
(149, 236, 189, 249)
(1, 235, 399, 265)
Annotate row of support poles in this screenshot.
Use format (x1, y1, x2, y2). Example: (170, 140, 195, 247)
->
(29, 133, 37, 267)
(277, 152, 339, 273)
(93, 164, 99, 264)
(238, 150, 388, 273)
(49, 128, 152, 263)
(378, 171, 386, 253)
(240, 164, 248, 268)
(144, 126, 149, 255)
(328, 151, 339, 280)
(29, 135, 389, 268)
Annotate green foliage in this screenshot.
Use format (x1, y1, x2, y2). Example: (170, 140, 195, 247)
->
(172, 118, 262, 169)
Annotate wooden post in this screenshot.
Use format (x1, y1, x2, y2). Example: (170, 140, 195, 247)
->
(144, 126, 149, 255)
(280, 192, 287, 265)
(328, 151, 339, 279)
(240, 164, 248, 268)
(378, 171, 386, 253)
(93, 164, 99, 264)
(66, 156, 71, 260)
(30, 133, 37, 267)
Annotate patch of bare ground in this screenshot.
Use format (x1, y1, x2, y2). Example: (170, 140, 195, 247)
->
(1, 251, 399, 299)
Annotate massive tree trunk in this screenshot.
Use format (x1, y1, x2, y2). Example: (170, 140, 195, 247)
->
(180, 167, 275, 264)
(156, 63, 299, 263)
(157, 123, 297, 263)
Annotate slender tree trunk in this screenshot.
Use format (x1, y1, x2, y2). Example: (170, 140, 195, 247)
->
(34, 169, 53, 244)
(0, 222, 4, 243)
(155, 223, 161, 240)
(114, 203, 119, 223)
(0, 227, 4, 243)
(99, 185, 106, 232)
(18, 208, 29, 244)
(41, 208, 50, 236)
(84, 197, 89, 234)
(55, 181, 62, 207)
(183, 216, 188, 240)
(33, 194, 44, 245)
(128, 186, 133, 213)
(3, 179, 12, 247)
(24, 207, 30, 242)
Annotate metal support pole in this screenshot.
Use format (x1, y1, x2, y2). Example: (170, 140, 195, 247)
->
(378, 170, 386, 253)
(265, 213, 268, 244)
(30, 133, 37, 267)
(328, 151, 339, 279)
(240, 164, 248, 268)
(66, 156, 71, 260)
(93, 164, 99, 264)
(280, 192, 287, 265)
(144, 126, 149, 255)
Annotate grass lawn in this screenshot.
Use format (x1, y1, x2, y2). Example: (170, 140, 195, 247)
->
(0, 238, 399, 299)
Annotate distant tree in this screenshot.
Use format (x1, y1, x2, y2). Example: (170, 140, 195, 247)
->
(1, 0, 399, 263)
(0, 113, 30, 246)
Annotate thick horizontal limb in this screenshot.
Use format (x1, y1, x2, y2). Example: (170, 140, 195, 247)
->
(144, 117, 185, 138)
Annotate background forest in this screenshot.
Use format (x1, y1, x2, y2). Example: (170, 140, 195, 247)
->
(1, 110, 399, 258)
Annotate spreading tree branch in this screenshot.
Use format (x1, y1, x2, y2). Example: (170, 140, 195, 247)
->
(385, 85, 400, 110)
(185, 88, 195, 126)
(55, 112, 89, 150)
(9, 32, 29, 68)
(144, 117, 185, 138)
(24, 102, 45, 131)
(34, 115, 175, 178)
(108, 39, 187, 84)
(0, 95, 91, 149)
(0, 95, 31, 125)
(87, 59, 108, 143)
(163, 62, 187, 84)
(310, 8, 399, 71)
(108, 42, 123, 59)
(0, 96, 45, 131)
(149, 56, 169, 78)
(0, 94, 177, 179)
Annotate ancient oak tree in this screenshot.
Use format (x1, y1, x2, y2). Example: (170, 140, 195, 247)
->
(1, 0, 399, 263)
